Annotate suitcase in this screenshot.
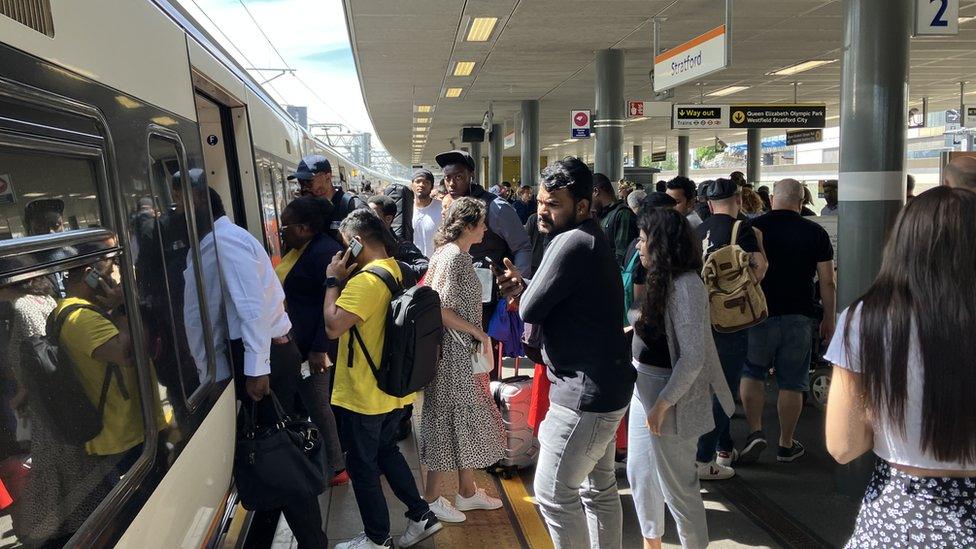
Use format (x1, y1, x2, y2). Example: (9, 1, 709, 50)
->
(488, 344, 540, 478)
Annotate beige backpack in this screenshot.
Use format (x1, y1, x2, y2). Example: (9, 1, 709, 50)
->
(701, 221, 768, 333)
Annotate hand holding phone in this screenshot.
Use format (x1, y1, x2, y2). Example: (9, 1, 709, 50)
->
(348, 236, 363, 259)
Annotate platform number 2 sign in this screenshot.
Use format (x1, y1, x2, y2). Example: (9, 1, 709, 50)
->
(916, 0, 958, 36)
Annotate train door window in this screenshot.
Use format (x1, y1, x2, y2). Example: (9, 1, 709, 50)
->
(0, 245, 170, 547)
(0, 141, 104, 241)
(125, 133, 217, 416)
(256, 160, 283, 264)
(194, 93, 246, 227)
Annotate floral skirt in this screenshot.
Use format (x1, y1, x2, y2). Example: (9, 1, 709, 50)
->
(846, 459, 976, 548)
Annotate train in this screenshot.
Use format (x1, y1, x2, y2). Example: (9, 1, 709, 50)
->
(0, 0, 403, 546)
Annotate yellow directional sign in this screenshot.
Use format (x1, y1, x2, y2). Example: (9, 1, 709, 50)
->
(731, 110, 746, 124)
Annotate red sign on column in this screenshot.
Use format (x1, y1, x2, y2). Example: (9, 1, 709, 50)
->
(628, 100, 645, 118)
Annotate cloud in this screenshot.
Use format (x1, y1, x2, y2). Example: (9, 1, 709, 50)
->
(300, 47, 355, 70)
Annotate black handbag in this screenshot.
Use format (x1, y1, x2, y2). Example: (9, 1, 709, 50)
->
(233, 391, 327, 511)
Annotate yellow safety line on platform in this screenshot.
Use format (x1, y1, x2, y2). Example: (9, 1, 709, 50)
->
(499, 473, 554, 549)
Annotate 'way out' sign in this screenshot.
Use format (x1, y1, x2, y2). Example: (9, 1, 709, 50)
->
(653, 25, 727, 92)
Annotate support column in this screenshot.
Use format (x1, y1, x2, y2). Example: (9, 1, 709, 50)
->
(594, 49, 625, 181)
(835, 0, 910, 497)
(838, 0, 909, 309)
(520, 100, 540, 187)
(677, 135, 690, 177)
(747, 128, 762, 185)
(469, 139, 483, 187)
(489, 123, 504, 188)
(632, 144, 643, 167)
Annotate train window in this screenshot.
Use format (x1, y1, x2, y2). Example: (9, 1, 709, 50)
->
(123, 134, 216, 415)
(256, 162, 283, 264)
(0, 248, 171, 546)
(0, 147, 102, 240)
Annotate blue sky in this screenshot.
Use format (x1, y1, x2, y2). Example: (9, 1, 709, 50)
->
(176, 0, 375, 137)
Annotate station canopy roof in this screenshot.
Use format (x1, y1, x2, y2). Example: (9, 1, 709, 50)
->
(342, 0, 976, 166)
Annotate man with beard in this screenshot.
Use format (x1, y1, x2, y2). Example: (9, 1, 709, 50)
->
(493, 157, 635, 548)
(288, 155, 366, 230)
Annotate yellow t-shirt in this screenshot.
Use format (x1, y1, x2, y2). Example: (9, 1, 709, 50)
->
(55, 297, 149, 456)
(274, 242, 308, 285)
(332, 258, 416, 415)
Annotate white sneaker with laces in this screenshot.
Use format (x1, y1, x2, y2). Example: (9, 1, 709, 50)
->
(428, 496, 467, 523)
(334, 532, 392, 549)
(455, 486, 503, 511)
(696, 460, 735, 481)
(716, 448, 739, 468)
(399, 510, 443, 548)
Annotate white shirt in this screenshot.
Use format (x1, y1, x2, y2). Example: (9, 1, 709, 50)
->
(184, 216, 291, 380)
(412, 198, 442, 259)
(825, 305, 970, 470)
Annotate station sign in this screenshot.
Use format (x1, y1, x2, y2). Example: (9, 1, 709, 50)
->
(628, 100, 645, 118)
(729, 104, 826, 129)
(504, 129, 516, 149)
(915, 0, 958, 36)
(571, 110, 591, 138)
(786, 129, 824, 146)
(650, 151, 668, 163)
(653, 25, 728, 92)
(672, 104, 729, 129)
(965, 105, 976, 128)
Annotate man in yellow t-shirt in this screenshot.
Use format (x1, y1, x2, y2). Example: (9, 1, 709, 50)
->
(324, 210, 441, 549)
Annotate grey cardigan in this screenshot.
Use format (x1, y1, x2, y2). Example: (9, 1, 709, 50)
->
(635, 271, 735, 438)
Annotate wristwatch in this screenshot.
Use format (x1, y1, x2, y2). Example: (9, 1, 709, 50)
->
(323, 276, 340, 289)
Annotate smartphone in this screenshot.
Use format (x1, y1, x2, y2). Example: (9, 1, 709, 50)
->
(348, 237, 363, 258)
(84, 269, 102, 289)
(484, 257, 501, 276)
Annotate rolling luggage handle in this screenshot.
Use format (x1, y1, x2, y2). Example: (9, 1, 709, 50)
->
(494, 341, 523, 378)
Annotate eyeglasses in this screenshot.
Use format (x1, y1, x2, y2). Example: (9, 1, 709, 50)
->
(278, 223, 308, 237)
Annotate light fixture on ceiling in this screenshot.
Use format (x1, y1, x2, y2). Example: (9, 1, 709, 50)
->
(766, 59, 838, 76)
(453, 61, 476, 76)
(564, 138, 578, 143)
(628, 117, 647, 123)
(466, 17, 498, 42)
(445, 87, 463, 98)
(415, 105, 433, 113)
(706, 85, 750, 97)
(960, 16, 976, 24)
(414, 117, 430, 123)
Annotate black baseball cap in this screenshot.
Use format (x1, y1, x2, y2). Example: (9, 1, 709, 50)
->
(706, 178, 739, 201)
(434, 149, 475, 172)
(288, 154, 332, 181)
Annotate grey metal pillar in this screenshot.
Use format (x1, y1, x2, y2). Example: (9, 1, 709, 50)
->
(836, 0, 911, 497)
(747, 128, 762, 185)
(677, 135, 690, 177)
(489, 123, 504, 188)
(520, 100, 540, 187)
(632, 145, 643, 167)
(594, 49, 625, 181)
(469, 139, 483, 186)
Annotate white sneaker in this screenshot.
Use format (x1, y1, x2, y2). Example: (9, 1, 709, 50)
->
(428, 496, 467, 523)
(399, 510, 443, 548)
(334, 533, 393, 549)
(455, 486, 503, 511)
(697, 461, 735, 481)
(716, 448, 739, 468)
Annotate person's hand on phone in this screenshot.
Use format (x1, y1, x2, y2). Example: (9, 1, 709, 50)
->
(327, 248, 358, 281)
(495, 257, 524, 300)
(94, 272, 124, 310)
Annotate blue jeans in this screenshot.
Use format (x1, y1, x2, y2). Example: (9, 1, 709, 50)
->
(534, 403, 628, 549)
(337, 407, 429, 544)
(695, 329, 747, 463)
(742, 315, 813, 392)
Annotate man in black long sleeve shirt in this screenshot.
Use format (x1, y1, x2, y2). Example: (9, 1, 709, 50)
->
(495, 158, 634, 548)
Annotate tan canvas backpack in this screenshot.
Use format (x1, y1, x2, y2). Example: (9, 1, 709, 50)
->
(701, 221, 768, 332)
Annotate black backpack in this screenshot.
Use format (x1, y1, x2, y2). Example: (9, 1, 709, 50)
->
(19, 303, 128, 446)
(346, 266, 442, 397)
(383, 183, 415, 243)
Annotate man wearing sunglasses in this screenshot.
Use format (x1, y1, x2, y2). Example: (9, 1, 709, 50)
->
(288, 155, 366, 230)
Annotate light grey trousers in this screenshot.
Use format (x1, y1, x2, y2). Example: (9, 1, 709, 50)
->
(627, 367, 709, 548)
(534, 402, 628, 549)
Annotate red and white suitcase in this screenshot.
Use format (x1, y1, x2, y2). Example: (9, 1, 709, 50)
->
(488, 343, 540, 477)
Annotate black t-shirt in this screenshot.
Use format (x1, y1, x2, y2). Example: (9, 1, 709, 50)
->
(695, 213, 760, 256)
(751, 210, 834, 317)
(633, 329, 671, 368)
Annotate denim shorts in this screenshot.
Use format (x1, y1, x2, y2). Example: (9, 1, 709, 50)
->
(742, 314, 813, 391)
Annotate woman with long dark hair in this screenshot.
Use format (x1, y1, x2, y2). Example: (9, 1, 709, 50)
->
(825, 187, 976, 547)
(275, 196, 347, 485)
(626, 207, 734, 549)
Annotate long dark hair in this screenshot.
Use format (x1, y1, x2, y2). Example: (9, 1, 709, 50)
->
(845, 186, 976, 464)
(635, 207, 702, 340)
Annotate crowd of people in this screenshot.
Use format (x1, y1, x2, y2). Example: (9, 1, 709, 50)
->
(5, 144, 976, 549)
